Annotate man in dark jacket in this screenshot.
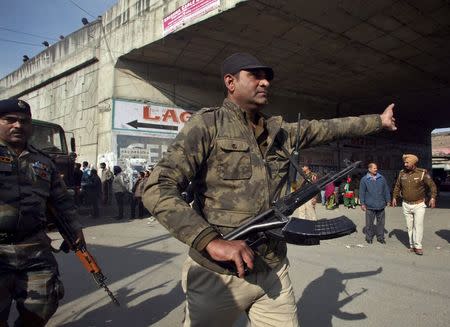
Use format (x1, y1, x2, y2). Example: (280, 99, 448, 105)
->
(0, 99, 84, 326)
(85, 169, 102, 218)
(359, 162, 391, 244)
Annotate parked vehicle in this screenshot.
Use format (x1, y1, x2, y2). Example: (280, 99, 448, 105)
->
(30, 119, 77, 190)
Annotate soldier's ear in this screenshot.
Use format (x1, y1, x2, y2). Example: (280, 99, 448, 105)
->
(224, 74, 236, 93)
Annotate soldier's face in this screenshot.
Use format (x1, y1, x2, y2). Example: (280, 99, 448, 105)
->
(228, 69, 270, 110)
(404, 160, 415, 170)
(0, 112, 32, 147)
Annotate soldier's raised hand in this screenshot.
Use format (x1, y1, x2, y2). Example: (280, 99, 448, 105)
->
(380, 104, 397, 131)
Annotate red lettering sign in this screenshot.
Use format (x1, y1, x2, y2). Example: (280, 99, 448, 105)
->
(143, 105, 191, 124)
(180, 112, 191, 123)
(143, 106, 160, 121)
(162, 109, 179, 123)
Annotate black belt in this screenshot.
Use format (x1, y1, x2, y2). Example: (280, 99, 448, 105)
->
(0, 230, 41, 244)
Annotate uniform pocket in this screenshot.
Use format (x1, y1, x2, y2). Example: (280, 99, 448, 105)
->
(33, 178, 51, 198)
(217, 139, 252, 180)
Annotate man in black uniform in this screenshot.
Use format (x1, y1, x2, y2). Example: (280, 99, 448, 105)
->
(0, 99, 84, 326)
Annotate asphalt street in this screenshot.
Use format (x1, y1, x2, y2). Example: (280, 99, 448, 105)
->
(10, 194, 449, 327)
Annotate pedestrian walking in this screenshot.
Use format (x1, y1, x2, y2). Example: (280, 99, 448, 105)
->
(325, 181, 338, 210)
(99, 162, 113, 205)
(80, 161, 90, 205)
(112, 165, 128, 220)
(343, 175, 356, 208)
(85, 168, 102, 218)
(359, 163, 391, 244)
(130, 171, 145, 219)
(392, 154, 437, 255)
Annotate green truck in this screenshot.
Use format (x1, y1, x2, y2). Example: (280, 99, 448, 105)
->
(30, 119, 77, 189)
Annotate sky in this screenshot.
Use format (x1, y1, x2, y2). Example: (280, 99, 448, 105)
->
(0, 0, 117, 79)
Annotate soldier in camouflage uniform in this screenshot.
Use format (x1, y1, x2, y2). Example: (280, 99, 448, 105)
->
(143, 53, 397, 327)
(392, 154, 437, 255)
(0, 99, 84, 327)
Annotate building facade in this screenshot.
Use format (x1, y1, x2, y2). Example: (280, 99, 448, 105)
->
(2, 0, 449, 188)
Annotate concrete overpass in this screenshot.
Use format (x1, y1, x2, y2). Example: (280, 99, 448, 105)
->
(1, 0, 449, 180)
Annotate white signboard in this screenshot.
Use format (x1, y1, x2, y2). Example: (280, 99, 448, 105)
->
(113, 99, 192, 136)
(163, 0, 220, 36)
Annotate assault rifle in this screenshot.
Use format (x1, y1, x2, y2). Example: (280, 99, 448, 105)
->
(48, 206, 120, 306)
(223, 161, 361, 246)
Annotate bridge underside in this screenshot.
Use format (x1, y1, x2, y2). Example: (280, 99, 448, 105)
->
(122, 0, 450, 129)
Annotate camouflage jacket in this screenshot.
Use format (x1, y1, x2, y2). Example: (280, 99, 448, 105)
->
(393, 168, 437, 202)
(143, 98, 382, 273)
(0, 140, 81, 236)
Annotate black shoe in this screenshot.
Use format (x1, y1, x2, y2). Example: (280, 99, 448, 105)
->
(377, 239, 386, 244)
(366, 239, 373, 244)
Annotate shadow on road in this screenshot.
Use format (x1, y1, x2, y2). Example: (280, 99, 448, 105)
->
(435, 230, 450, 243)
(48, 232, 184, 326)
(54, 234, 180, 306)
(297, 267, 382, 327)
(388, 229, 410, 248)
(436, 191, 450, 209)
(59, 281, 184, 327)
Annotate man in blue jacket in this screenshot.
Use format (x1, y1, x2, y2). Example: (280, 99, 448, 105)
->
(360, 162, 391, 244)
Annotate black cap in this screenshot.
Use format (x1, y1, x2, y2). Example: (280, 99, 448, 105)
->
(221, 53, 274, 81)
(0, 99, 31, 116)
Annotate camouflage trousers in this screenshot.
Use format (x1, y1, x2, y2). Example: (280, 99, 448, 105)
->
(0, 231, 64, 327)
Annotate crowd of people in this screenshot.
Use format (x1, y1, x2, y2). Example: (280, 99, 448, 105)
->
(72, 161, 153, 220)
(294, 157, 437, 253)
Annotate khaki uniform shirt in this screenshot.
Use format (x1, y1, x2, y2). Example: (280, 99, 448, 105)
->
(143, 98, 383, 274)
(393, 168, 437, 202)
(0, 140, 81, 236)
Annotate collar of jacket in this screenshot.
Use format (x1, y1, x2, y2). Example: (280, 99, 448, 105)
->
(222, 99, 283, 149)
(0, 139, 37, 157)
(402, 167, 417, 174)
(366, 172, 381, 180)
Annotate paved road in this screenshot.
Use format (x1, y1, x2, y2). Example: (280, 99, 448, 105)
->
(11, 194, 449, 326)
